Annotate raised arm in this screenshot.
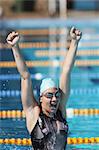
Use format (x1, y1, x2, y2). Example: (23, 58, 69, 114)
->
(59, 27, 82, 117)
(7, 32, 40, 133)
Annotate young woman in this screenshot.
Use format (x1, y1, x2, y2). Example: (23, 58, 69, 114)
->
(7, 27, 82, 150)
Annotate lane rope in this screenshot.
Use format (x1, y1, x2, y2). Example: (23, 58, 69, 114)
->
(0, 60, 99, 68)
(1, 88, 99, 97)
(0, 137, 99, 145)
(0, 42, 99, 49)
(0, 109, 99, 119)
(35, 49, 99, 57)
(0, 73, 99, 80)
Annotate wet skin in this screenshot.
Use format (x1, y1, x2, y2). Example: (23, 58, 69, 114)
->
(40, 88, 61, 118)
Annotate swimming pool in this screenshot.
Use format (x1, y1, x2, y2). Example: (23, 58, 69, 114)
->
(0, 18, 99, 149)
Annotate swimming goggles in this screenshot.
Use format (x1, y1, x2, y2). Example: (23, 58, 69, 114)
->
(42, 90, 61, 99)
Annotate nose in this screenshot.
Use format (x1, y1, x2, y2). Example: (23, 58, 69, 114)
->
(51, 95, 57, 102)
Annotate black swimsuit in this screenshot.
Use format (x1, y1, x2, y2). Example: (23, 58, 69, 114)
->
(30, 110, 68, 150)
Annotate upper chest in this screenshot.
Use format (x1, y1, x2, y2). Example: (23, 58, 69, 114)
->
(36, 114, 67, 136)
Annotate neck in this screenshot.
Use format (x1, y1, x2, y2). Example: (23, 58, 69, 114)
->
(42, 108, 55, 118)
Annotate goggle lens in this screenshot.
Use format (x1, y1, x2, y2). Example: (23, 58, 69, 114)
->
(43, 91, 61, 99)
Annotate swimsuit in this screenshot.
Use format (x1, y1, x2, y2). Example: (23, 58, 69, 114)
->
(30, 110, 68, 150)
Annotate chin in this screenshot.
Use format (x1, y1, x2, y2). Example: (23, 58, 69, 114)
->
(49, 113, 54, 118)
(49, 110, 56, 118)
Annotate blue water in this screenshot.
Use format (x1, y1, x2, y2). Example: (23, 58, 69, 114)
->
(0, 18, 99, 149)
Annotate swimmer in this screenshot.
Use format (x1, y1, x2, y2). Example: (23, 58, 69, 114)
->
(7, 27, 82, 150)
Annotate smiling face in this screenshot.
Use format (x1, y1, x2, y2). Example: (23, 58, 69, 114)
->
(40, 87, 61, 118)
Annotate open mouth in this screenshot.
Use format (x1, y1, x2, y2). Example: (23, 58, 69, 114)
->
(50, 103, 57, 112)
(50, 103, 57, 108)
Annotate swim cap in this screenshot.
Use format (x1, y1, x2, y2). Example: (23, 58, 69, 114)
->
(40, 78, 58, 95)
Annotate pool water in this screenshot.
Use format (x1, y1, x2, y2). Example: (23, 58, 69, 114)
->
(0, 18, 99, 149)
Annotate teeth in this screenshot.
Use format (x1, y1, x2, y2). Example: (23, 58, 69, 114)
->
(51, 107, 56, 109)
(51, 108, 56, 112)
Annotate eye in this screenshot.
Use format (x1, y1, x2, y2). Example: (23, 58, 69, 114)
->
(55, 91, 61, 98)
(45, 93, 53, 98)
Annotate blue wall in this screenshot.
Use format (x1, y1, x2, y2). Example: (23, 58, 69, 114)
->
(74, 0, 96, 10)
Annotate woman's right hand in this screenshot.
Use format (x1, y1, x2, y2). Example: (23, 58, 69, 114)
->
(70, 27, 82, 42)
(7, 31, 20, 47)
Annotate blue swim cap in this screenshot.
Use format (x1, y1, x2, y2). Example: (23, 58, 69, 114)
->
(40, 78, 58, 95)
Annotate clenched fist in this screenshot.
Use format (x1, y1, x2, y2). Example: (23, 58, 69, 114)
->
(70, 27, 82, 41)
(7, 31, 20, 47)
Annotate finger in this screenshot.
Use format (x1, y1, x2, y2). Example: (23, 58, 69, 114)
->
(12, 31, 18, 35)
(75, 30, 79, 35)
(9, 34, 19, 42)
(7, 33, 11, 38)
(77, 31, 82, 36)
(76, 30, 82, 36)
(79, 31, 82, 35)
(11, 32, 16, 37)
(15, 32, 18, 36)
(12, 31, 16, 34)
(11, 31, 19, 37)
(7, 33, 13, 41)
(7, 36, 12, 42)
(7, 35, 11, 41)
(70, 26, 75, 34)
(71, 26, 75, 31)
(7, 40, 13, 45)
(13, 36, 19, 43)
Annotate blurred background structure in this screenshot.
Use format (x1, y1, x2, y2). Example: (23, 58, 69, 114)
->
(0, 0, 99, 18)
(0, 0, 99, 150)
